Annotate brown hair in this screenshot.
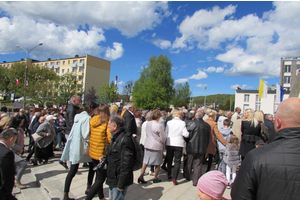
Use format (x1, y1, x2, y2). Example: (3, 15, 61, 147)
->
(152, 109, 162, 120)
(96, 104, 110, 125)
(135, 111, 142, 119)
(223, 119, 230, 127)
(229, 135, 239, 150)
(84, 101, 98, 116)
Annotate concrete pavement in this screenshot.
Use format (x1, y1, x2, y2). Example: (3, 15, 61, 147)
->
(13, 138, 231, 200)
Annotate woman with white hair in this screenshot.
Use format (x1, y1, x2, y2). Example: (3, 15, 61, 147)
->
(165, 110, 189, 185)
(239, 108, 261, 161)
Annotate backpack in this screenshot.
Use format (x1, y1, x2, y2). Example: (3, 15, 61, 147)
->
(120, 133, 144, 171)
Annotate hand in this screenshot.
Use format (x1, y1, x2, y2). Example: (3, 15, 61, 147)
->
(46, 133, 51, 137)
(117, 188, 123, 191)
(99, 156, 106, 162)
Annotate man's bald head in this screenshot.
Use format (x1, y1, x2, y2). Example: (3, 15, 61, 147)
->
(275, 97, 300, 131)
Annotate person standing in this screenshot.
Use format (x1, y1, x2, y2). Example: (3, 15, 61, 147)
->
(0, 128, 18, 200)
(138, 110, 166, 184)
(165, 110, 189, 185)
(122, 102, 137, 137)
(104, 115, 135, 200)
(185, 112, 211, 186)
(231, 97, 300, 199)
(61, 101, 98, 200)
(86, 104, 111, 200)
(205, 110, 228, 172)
(65, 95, 81, 139)
(231, 107, 241, 125)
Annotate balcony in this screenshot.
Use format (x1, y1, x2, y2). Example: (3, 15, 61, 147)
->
(71, 72, 76, 76)
(54, 65, 59, 69)
(71, 63, 77, 68)
(78, 62, 84, 67)
(77, 80, 82, 85)
(77, 72, 83, 76)
(48, 65, 54, 69)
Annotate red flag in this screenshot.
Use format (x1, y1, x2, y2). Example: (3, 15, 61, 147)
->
(16, 79, 20, 85)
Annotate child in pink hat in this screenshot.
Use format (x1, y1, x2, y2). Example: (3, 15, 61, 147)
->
(197, 170, 231, 200)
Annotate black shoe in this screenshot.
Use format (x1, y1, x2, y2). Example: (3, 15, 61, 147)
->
(59, 160, 68, 169)
(153, 178, 161, 183)
(161, 165, 167, 172)
(137, 177, 147, 184)
(82, 163, 89, 168)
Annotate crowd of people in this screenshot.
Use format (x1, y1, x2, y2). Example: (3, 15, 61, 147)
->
(1, 96, 300, 200)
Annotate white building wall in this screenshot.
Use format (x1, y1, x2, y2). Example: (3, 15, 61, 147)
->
(235, 91, 289, 115)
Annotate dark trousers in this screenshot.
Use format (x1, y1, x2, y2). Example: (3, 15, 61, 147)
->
(27, 131, 34, 151)
(166, 146, 183, 180)
(86, 159, 107, 200)
(206, 154, 213, 172)
(35, 142, 53, 161)
(64, 162, 94, 192)
(185, 153, 204, 186)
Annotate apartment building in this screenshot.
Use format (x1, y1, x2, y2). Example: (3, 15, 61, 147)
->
(280, 57, 300, 92)
(0, 54, 111, 97)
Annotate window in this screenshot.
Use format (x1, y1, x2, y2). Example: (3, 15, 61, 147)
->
(285, 65, 291, 72)
(73, 60, 77, 64)
(45, 63, 48, 67)
(72, 68, 77, 72)
(255, 95, 261, 111)
(79, 67, 84, 72)
(297, 65, 300, 70)
(244, 94, 250, 102)
(56, 69, 59, 73)
(80, 59, 84, 63)
(50, 62, 54, 65)
(62, 69, 65, 74)
(68, 60, 70, 64)
(284, 76, 291, 84)
(62, 61, 65, 65)
(243, 104, 250, 113)
(56, 61, 60, 65)
(67, 69, 69, 73)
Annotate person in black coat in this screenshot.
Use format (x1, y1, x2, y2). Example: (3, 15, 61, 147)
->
(231, 97, 300, 200)
(104, 115, 134, 200)
(184, 112, 211, 186)
(65, 95, 80, 138)
(0, 128, 18, 200)
(122, 102, 137, 136)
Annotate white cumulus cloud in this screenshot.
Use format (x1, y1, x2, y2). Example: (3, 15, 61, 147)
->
(118, 81, 124, 85)
(189, 70, 208, 80)
(152, 39, 172, 49)
(105, 42, 124, 61)
(175, 78, 188, 83)
(230, 84, 253, 90)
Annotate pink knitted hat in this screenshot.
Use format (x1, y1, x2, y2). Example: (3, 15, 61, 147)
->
(197, 171, 228, 199)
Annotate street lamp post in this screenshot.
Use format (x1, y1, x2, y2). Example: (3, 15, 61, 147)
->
(16, 43, 43, 109)
(204, 86, 207, 106)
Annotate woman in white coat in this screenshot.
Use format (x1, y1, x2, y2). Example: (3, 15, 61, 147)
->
(61, 101, 98, 200)
(165, 110, 189, 185)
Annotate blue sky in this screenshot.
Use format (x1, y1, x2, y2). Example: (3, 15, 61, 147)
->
(1, 1, 299, 97)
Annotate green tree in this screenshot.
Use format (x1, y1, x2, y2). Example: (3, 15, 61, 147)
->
(56, 73, 83, 106)
(0, 66, 10, 100)
(97, 81, 118, 104)
(6, 62, 58, 106)
(132, 54, 174, 109)
(133, 80, 169, 110)
(85, 86, 98, 103)
(171, 82, 191, 107)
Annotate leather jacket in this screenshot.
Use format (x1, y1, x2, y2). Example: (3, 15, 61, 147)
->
(186, 118, 211, 154)
(65, 103, 79, 135)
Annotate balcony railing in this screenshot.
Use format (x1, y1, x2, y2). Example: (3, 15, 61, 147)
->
(71, 63, 77, 67)
(78, 62, 84, 67)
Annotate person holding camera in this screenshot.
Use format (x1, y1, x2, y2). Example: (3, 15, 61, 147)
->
(100, 115, 135, 200)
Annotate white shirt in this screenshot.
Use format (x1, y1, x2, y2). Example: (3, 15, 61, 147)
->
(140, 121, 148, 145)
(165, 117, 189, 148)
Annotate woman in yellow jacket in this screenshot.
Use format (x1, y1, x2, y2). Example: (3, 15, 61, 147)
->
(86, 104, 111, 200)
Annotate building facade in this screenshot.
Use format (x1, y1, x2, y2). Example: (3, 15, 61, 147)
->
(0, 54, 111, 100)
(280, 57, 300, 92)
(235, 89, 290, 115)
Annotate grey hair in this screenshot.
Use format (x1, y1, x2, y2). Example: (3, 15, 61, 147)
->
(205, 108, 211, 115)
(265, 114, 273, 120)
(195, 112, 203, 118)
(35, 112, 41, 117)
(110, 115, 125, 129)
(161, 111, 167, 117)
(145, 111, 152, 121)
(201, 106, 207, 111)
(0, 128, 18, 140)
(126, 102, 134, 110)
